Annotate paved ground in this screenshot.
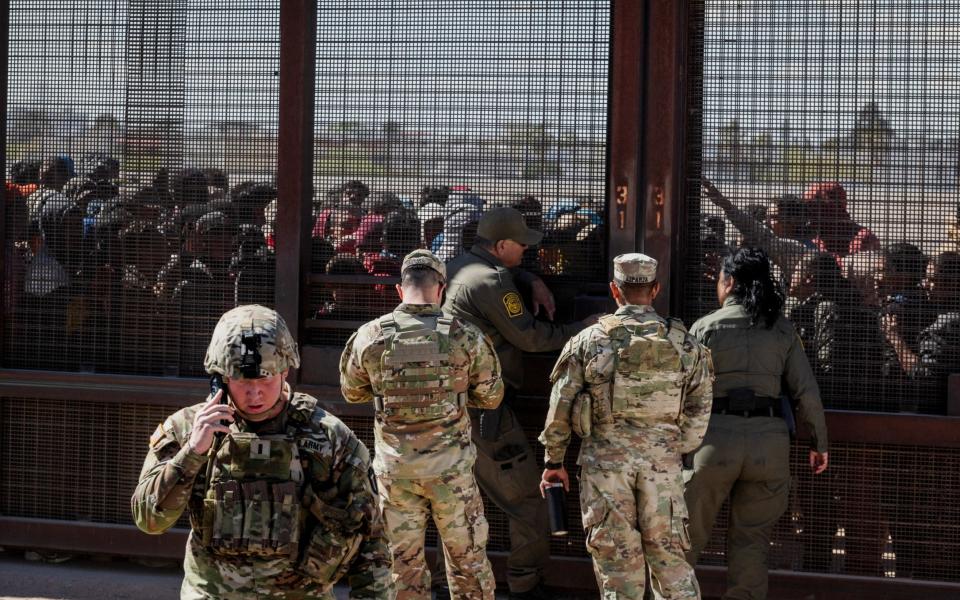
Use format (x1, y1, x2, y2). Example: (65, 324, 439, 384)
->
(0, 550, 359, 600)
(0, 549, 601, 600)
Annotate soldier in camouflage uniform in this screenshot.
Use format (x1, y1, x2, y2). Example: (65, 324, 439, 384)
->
(132, 305, 393, 599)
(340, 250, 504, 600)
(540, 254, 714, 599)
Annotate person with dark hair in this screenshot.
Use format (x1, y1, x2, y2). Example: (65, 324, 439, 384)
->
(203, 168, 229, 193)
(341, 250, 502, 598)
(419, 185, 450, 208)
(702, 179, 816, 289)
(172, 168, 210, 207)
(789, 253, 885, 409)
(26, 156, 76, 239)
(362, 209, 421, 279)
(10, 159, 42, 186)
(316, 253, 374, 318)
(685, 247, 829, 600)
(364, 190, 404, 216)
(878, 243, 937, 408)
(768, 194, 812, 245)
(340, 180, 370, 208)
(906, 251, 960, 414)
(233, 223, 276, 306)
(231, 182, 275, 227)
(4, 183, 31, 315)
(803, 182, 880, 257)
(84, 154, 120, 183)
(40, 156, 76, 191)
(310, 237, 336, 275)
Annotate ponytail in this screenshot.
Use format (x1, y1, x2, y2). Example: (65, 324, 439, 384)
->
(721, 247, 784, 328)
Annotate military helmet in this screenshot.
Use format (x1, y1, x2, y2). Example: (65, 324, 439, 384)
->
(204, 305, 300, 379)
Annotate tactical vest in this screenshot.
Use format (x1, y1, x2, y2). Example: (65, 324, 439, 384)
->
(199, 426, 305, 559)
(375, 311, 468, 424)
(599, 313, 689, 424)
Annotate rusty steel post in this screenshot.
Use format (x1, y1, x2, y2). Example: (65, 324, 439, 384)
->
(607, 0, 645, 277)
(275, 0, 317, 383)
(640, 0, 691, 316)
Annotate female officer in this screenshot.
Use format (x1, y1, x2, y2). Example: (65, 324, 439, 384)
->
(685, 247, 829, 600)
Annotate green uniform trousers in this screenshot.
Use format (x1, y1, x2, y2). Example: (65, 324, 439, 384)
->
(683, 414, 791, 600)
(379, 469, 495, 600)
(435, 402, 548, 593)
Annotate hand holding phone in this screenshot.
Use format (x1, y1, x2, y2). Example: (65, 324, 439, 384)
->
(186, 380, 234, 455)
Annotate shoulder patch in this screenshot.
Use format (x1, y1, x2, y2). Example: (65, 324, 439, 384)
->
(502, 292, 524, 318)
(148, 423, 166, 448)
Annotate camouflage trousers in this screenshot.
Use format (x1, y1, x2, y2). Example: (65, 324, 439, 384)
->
(580, 465, 700, 600)
(378, 468, 495, 600)
(180, 541, 337, 599)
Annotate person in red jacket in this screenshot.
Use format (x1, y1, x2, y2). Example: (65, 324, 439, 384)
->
(803, 182, 880, 258)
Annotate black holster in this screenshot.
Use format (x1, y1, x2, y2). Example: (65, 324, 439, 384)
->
(780, 395, 797, 439)
(478, 404, 503, 441)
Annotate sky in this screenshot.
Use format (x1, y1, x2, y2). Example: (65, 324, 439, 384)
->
(8, 1, 960, 147)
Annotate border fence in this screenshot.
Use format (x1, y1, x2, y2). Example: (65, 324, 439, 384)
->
(2, 2, 959, 598)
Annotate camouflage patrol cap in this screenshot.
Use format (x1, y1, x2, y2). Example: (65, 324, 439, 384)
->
(613, 253, 658, 284)
(204, 305, 300, 379)
(401, 249, 446, 282)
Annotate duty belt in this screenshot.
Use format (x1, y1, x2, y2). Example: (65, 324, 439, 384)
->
(712, 394, 783, 418)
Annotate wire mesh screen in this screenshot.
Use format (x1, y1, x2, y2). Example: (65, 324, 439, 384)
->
(4, 1, 279, 377)
(685, 1, 960, 414)
(307, 1, 611, 345)
(696, 439, 960, 583)
(0, 396, 188, 529)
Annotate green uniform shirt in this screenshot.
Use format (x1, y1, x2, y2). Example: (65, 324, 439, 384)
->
(689, 298, 829, 453)
(443, 245, 584, 388)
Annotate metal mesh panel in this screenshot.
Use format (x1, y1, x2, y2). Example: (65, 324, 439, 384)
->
(0, 397, 188, 528)
(3, 396, 957, 583)
(698, 440, 960, 582)
(306, 1, 611, 345)
(340, 412, 960, 582)
(4, 1, 279, 377)
(685, 1, 960, 414)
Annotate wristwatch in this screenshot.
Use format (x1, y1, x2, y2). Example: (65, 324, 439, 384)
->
(544, 461, 563, 470)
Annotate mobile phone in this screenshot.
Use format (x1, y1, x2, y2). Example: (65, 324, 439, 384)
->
(209, 374, 230, 434)
(209, 373, 225, 400)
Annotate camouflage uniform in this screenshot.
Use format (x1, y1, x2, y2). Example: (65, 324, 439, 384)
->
(340, 250, 503, 600)
(131, 305, 393, 599)
(540, 255, 714, 599)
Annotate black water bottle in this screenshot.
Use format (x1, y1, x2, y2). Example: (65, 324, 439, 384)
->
(544, 482, 568, 536)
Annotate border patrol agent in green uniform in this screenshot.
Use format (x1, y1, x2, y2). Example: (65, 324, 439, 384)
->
(685, 248, 829, 600)
(540, 253, 714, 599)
(132, 305, 393, 599)
(442, 207, 592, 599)
(340, 250, 503, 599)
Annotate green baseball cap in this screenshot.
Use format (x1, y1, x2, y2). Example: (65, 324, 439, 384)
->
(477, 207, 543, 246)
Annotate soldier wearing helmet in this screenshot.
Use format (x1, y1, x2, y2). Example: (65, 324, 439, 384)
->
(340, 250, 504, 599)
(132, 305, 393, 599)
